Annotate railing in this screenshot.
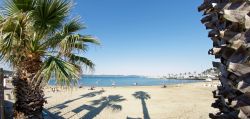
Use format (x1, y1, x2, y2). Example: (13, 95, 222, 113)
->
(0, 68, 4, 119)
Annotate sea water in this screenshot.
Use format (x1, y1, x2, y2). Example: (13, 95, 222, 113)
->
(49, 75, 203, 87)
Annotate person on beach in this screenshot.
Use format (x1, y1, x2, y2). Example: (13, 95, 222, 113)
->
(112, 82, 116, 87)
(89, 86, 95, 90)
(162, 84, 167, 88)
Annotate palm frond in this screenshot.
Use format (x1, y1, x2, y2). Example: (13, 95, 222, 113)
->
(0, 30, 20, 66)
(67, 54, 95, 70)
(2, 0, 19, 16)
(0, 12, 32, 64)
(41, 33, 64, 49)
(58, 34, 78, 54)
(73, 42, 88, 51)
(78, 35, 100, 45)
(42, 25, 99, 53)
(0, 17, 18, 59)
(0, 15, 17, 33)
(58, 34, 87, 54)
(42, 34, 96, 55)
(32, 0, 72, 31)
(13, 0, 35, 12)
(0, 33, 13, 55)
(59, 34, 99, 54)
(63, 17, 85, 34)
(27, 37, 46, 55)
(0, 14, 3, 21)
(40, 56, 81, 86)
(2, 0, 35, 16)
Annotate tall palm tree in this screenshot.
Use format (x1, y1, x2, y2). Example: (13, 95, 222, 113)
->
(0, 0, 99, 118)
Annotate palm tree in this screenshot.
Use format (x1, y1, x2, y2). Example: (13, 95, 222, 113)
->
(0, 0, 99, 118)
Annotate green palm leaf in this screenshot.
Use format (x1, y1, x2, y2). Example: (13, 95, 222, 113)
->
(63, 17, 85, 34)
(41, 56, 80, 86)
(57, 34, 99, 55)
(0, 15, 3, 21)
(2, 0, 35, 16)
(67, 54, 95, 70)
(32, 0, 71, 31)
(78, 35, 100, 45)
(2, 0, 19, 16)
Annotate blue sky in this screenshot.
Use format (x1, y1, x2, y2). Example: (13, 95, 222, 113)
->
(0, 0, 214, 76)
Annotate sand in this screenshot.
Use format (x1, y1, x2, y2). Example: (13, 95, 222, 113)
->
(44, 82, 218, 119)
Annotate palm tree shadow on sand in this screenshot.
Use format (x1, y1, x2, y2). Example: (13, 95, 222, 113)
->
(131, 91, 151, 119)
(47, 90, 105, 116)
(82, 95, 126, 119)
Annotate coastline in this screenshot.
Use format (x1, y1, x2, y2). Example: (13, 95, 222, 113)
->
(48, 77, 205, 88)
(46, 80, 206, 89)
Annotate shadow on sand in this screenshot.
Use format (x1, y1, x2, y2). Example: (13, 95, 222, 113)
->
(132, 91, 151, 119)
(47, 90, 105, 116)
(3, 100, 62, 119)
(81, 95, 126, 119)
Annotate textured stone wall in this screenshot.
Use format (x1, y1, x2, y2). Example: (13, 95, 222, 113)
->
(198, 0, 250, 119)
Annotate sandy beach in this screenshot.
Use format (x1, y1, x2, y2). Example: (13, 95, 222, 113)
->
(44, 82, 218, 119)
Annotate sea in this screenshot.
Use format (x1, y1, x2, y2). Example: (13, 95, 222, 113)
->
(48, 75, 203, 87)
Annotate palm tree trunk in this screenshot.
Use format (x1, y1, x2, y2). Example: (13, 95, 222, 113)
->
(12, 78, 45, 119)
(12, 58, 45, 119)
(199, 1, 250, 118)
